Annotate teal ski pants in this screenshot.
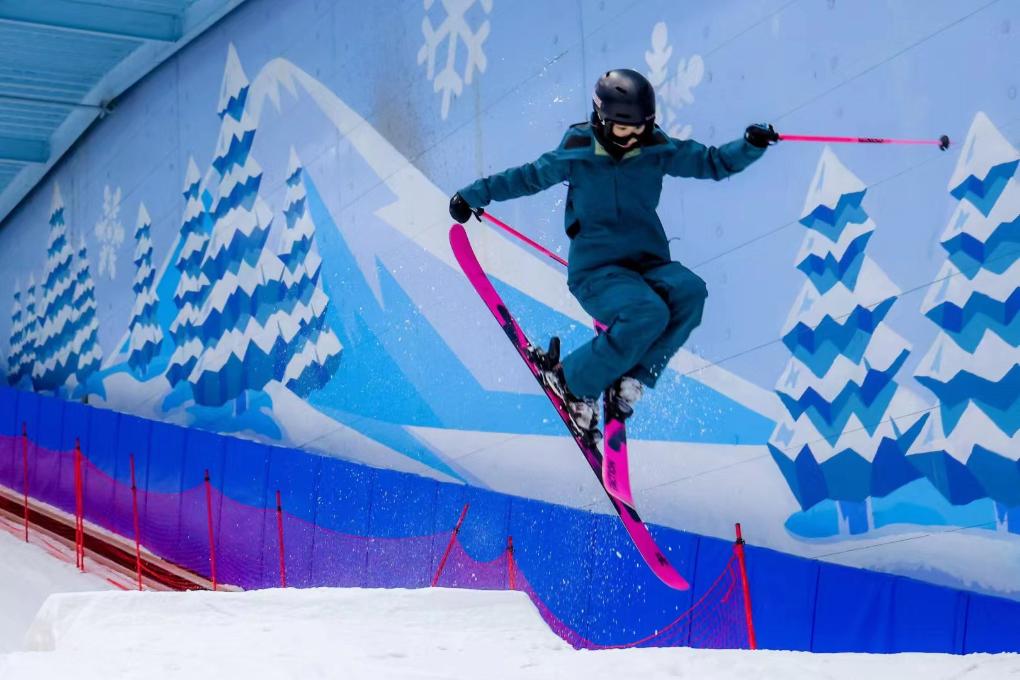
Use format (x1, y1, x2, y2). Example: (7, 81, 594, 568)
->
(562, 262, 708, 399)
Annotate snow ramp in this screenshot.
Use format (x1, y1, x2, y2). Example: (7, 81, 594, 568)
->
(2, 587, 1018, 680)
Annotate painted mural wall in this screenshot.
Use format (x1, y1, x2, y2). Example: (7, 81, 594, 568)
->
(0, 0, 1017, 599)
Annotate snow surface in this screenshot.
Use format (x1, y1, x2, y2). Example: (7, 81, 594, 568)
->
(2, 586, 1018, 679)
(0, 520, 113, 654)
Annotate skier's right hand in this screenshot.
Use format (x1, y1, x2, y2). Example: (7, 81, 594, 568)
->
(449, 192, 481, 223)
(744, 123, 779, 148)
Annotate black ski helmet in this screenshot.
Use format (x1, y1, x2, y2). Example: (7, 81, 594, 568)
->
(592, 69, 656, 126)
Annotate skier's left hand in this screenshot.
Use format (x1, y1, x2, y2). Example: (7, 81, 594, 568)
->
(449, 192, 482, 224)
(745, 123, 779, 148)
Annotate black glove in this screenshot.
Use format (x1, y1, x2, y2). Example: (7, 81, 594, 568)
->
(449, 192, 481, 224)
(745, 123, 779, 149)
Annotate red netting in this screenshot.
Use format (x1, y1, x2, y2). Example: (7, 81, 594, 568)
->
(512, 552, 752, 650)
(2, 428, 754, 650)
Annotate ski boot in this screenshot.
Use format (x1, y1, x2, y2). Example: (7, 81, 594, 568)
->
(605, 375, 644, 421)
(529, 337, 602, 446)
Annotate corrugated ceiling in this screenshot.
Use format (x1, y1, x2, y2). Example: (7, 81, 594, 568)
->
(0, 0, 246, 226)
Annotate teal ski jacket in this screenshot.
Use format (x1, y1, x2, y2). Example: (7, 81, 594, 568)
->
(457, 123, 766, 280)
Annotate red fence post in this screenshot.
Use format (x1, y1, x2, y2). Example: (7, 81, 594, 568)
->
(130, 454, 143, 590)
(734, 523, 757, 650)
(204, 470, 217, 591)
(21, 422, 28, 542)
(506, 535, 516, 590)
(432, 503, 469, 587)
(276, 490, 287, 588)
(75, 438, 84, 571)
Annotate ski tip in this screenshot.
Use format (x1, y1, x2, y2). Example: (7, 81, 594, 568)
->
(449, 222, 467, 244)
(655, 560, 691, 591)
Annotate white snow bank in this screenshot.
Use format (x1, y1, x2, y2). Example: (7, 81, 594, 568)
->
(2, 586, 1018, 679)
(0, 521, 113, 654)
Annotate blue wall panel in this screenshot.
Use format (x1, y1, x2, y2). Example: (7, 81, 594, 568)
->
(216, 437, 267, 585)
(84, 406, 120, 531)
(744, 544, 819, 651)
(142, 420, 187, 564)
(108, 414, 151, 540)
(0, 388, 19, 490)
(890, 577, 968, 653)
(963, 591, 1020, 653)
(310, 455, 373, 588)
(586, 514, 700, 647)
(508, 496, 598, 638)
(366, 468, 439, 588)
(27, 395, 62, 504)
(431, 482, 512, 589)
(263, 446, 321, 588)
(54, 400, 90, 516)
(812, 562, 896, 652)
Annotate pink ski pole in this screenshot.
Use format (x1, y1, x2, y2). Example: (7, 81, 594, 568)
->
(474, 211, 607, 331)
(778, 133, 950, 150)
(479, 211, 568, 267)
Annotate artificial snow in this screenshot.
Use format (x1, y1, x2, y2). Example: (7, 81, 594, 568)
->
(0, 522, 113, 654)
(1, 586, 1018, 679)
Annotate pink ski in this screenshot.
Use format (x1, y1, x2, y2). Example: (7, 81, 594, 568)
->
(450, 224, 689, 590)
(602, 415, 635, 509)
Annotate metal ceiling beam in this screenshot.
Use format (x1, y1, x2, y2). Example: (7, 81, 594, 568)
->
(0, 0, 182, 42)
(0, 135, 48, 163)
(0, 93, 101, 110)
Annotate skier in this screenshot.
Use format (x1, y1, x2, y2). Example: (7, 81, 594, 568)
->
(449, 68, 776, 438)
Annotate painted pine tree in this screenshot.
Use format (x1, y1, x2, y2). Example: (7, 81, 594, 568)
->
(33, 184, 79, 393)
(67, 234, 103, 393)
(278, 148, 342, 396)
(127, 203, 163, 376)
(166, 157, 214, 388)
(186, 44, 289, 410)
(19, 275, 39, 389)
(909, 112, 1020, 529)
(7, 281, 24, 385)
(768, 147, 928, 535)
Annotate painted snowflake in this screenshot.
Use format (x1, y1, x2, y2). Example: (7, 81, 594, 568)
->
(94, 184, 125, 279)
(645, 21, 704, 140)
(417, 0, 493, 120)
